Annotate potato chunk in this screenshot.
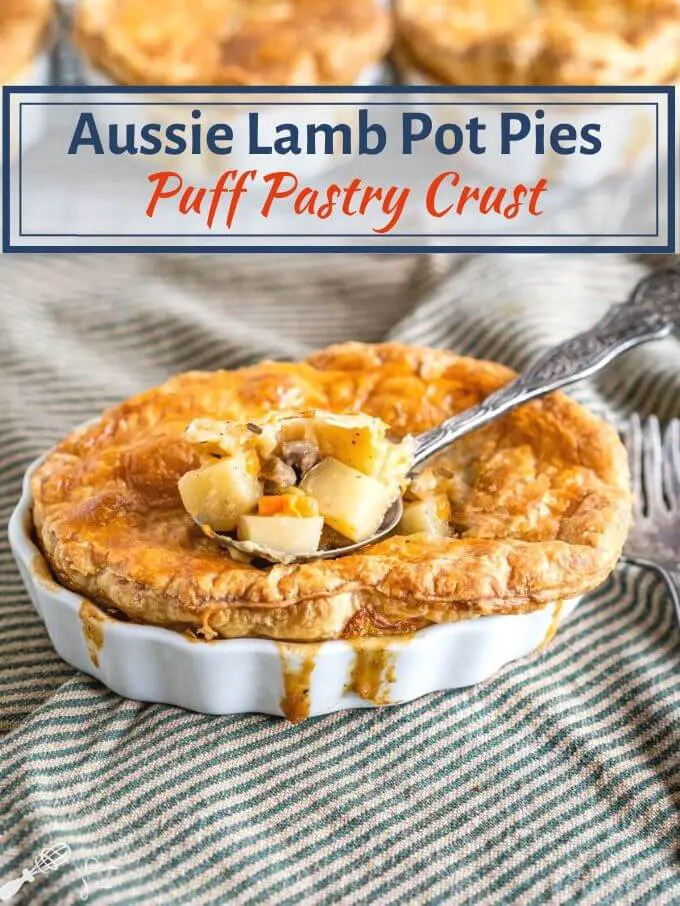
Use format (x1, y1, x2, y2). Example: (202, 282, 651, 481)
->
(178, 453, 261, 532)
(377, 440, 415, 490)
(311, 412, 389, 478)
(398, 497, 451, 537)
(300, 457, 391, 543)
(184, 417, 279, 460)
(237, 515, 324, 554)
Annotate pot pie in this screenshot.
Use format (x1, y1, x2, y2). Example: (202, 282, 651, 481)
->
(395, 0, 680, 85)
(0, 0, 52, 85)
(32, 343, 632, 642)
(74, 0, 392, 86)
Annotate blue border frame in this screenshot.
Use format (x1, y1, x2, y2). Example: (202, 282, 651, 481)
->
(2, 84, 676, 254)
(1, 85, 9, 247)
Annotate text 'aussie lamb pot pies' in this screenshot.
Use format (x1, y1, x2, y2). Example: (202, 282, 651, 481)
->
(14, 344, 632, 720)
(71, 0, 393, 180)
(0, 0, 53, 161)
(394, 0, 678, 187)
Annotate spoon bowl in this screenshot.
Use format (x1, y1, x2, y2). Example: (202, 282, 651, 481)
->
(199, 497, 405, 565)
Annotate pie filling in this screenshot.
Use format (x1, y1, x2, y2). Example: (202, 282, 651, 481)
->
(178, 409, 442, 558)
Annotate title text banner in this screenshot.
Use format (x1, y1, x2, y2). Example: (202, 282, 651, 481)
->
(2, 86, 675, 253)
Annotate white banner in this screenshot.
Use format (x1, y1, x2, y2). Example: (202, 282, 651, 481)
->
(1, 86, 675, 253)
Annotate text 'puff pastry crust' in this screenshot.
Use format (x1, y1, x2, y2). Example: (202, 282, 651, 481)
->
(32, 343, 632, 641)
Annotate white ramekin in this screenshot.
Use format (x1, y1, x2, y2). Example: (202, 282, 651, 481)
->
(10, 457, 580, 720)
(395, 54, 659, 189)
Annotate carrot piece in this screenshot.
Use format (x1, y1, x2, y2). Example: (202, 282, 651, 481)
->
(258, 496, 286, 516)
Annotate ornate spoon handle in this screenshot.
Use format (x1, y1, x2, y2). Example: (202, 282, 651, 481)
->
(412, 266, 679, 468)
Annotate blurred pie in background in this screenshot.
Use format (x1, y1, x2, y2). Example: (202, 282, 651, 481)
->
(0, 0, 52, 85)
(0, 0, 53, 161)
(74, 0, 393, 86)
(395, 0, 680, 85)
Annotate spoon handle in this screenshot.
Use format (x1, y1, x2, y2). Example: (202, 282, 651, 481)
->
(412, 265, 680, 468)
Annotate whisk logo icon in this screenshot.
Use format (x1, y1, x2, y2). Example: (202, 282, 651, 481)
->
(0, 843, 72, 901)
(0, 844, 116, 902)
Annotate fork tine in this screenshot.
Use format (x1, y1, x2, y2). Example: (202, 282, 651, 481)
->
(642, 416, 666, 515)
(662, 419, 680, 512)
(626, 414, 644, 517)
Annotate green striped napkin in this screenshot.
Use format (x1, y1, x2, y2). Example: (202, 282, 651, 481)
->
(0, 253, 678, 905)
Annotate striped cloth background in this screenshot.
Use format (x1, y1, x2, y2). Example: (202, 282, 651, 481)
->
(0, 252, 679, 905)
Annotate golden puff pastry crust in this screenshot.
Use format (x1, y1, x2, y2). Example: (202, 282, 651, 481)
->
(74, 0, 392, 86)
(32, 343, 632, 641)
(0, 0, 52, 84)
(395, 0, 680, 86)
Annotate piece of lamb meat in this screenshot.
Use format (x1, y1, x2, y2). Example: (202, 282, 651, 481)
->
(279, 440, 320, 478)
(260, 456, 297, 493)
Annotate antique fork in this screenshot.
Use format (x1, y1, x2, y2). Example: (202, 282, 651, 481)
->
(622, 415, 680, 625)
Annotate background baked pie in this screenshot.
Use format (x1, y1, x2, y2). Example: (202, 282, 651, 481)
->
(31, 343, 632, 642)
(395, 0, 680, 85)
(74, 0, 393, 86)
(0, 0, 52, 85)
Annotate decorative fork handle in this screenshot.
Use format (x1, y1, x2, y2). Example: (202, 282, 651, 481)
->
(624, 558, 680, 628)
(662, 567, 680, 627)
(412, 266, 679, 467)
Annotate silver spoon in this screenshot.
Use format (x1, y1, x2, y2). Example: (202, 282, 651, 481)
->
(204, 266, 679, 565)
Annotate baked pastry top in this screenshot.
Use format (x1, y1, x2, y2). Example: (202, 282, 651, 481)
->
(0, 0, 52, 84)
(74, 0, 392, 86)
(32, 343, 632, 641)
(396, 0, 680, 85)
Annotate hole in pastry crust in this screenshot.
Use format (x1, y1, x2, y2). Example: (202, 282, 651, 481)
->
(178, 409, 417, 557)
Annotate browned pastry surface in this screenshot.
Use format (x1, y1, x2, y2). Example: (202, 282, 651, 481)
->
(32, 343, 632, 641)
(396, 0, 680, 85)
(0, 0, 52, 84)
(74, 0, 392, 86)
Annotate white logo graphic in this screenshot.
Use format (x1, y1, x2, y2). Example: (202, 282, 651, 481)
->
(0, 844, 116, 902)
(0, 844, 71, 901)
